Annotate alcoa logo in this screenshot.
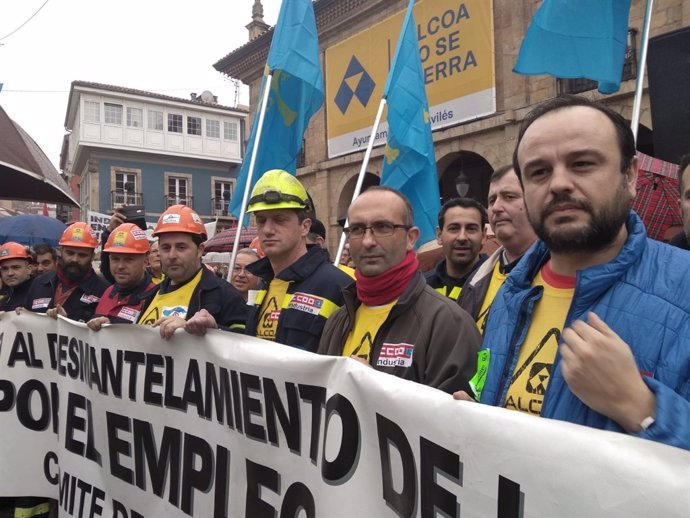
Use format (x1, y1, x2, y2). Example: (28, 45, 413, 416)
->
(334, 55, 376, 115)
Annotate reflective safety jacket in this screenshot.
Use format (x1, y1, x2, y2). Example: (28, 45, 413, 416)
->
(94, 273, 158, 324)
(25, 269, 109, 322)
(245, 246, 353, 352)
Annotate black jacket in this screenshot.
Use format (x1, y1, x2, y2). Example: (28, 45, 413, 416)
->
(424, 254, 487, 300)
(245, 246, 353, 352)
(139, 267, 248, 332)
(0, 277, 34, 311)
(26, 269, 109, 322)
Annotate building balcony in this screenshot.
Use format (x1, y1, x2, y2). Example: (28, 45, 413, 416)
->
(111, 190, 143, 210)
(211, 197, 230, 217)
(165, 195, 194, 208)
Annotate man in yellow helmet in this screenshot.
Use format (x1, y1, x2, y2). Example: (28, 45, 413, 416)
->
(242, 170, 352, 351)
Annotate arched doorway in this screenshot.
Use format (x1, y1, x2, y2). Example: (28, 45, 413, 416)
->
(437, 151, 493, 207)
(337, 172, 380, 226)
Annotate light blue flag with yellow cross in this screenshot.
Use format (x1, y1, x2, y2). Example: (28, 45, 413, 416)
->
(229, 0, 324, 219)
(380, 0, 440, 247)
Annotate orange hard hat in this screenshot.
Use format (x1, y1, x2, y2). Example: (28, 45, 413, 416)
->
(104, 223, 150, 254)
(249, 236, 265, 258)
(152, 205, 207, 240)
(59, 222, 99, 249)
(0, 242, 31, 262)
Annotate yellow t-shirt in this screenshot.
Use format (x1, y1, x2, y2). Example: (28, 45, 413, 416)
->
(476, 260, 508, 334)
(138, 269, 203, 325)
(342, 300, 397, 362)
(256, 279, 290, 341)
(504, 263, 575, 416)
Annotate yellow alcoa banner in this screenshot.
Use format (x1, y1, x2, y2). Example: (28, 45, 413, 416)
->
(325, 0, 496, 158)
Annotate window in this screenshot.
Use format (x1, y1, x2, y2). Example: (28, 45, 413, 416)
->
(127, 107, 143, 128)
(214, 181, 233, 201)
(167, 176, 189, 206)
(168, 113, 183, 133)
(148, 110, 163, 130)
(223, 121, 238, 141)
(206, 119, 220, 138)
(104, 103, 123, 125)
(212, 179, 233, 216)
(84, 101, 100, 123)
(114, 171, 139, 206)
(187, 116, 202, 136)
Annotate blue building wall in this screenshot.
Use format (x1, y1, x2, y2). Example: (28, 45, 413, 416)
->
(97, 159, 240, 222)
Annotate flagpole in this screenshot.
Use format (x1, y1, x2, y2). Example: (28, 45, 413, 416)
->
(334, 98, 387, 266)
(227, 73, 274, 281)
(630, 0, 654, 142)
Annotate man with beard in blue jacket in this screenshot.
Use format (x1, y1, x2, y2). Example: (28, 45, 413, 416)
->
(455, 95, 690, 451)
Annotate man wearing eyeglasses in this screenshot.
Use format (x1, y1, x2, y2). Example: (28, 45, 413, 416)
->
(318, 186, 481, 394)
(243, 170, 352, 352)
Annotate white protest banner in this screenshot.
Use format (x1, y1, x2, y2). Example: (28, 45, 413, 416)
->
(0, 312, 688, 517)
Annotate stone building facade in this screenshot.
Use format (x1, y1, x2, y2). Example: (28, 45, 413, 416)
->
(215, 0, 690, 252)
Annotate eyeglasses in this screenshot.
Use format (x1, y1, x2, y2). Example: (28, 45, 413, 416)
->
(247, 189, 308, 207)
(343, 222, 411, 239)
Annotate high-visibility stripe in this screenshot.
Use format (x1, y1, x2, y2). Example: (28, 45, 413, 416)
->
(254, 289, 267, 306)
(434, 285, 461, 301)
(14, 502, 51, 518)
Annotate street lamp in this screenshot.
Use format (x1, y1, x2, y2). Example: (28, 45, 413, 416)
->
(455, 172, 470, 197)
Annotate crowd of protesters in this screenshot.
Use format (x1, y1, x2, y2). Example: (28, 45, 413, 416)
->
(2, 94, 690, 517)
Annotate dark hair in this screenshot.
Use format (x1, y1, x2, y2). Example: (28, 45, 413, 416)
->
(308, 218, 326, 240)
(358, 186, 415, 226)
(489, 165, 515, 184)
(512, 95, 636, 179)
(191, 234, 205, 247)
(678, 154, 690, 195)
(438, 197, 488, 229)
(33, 243, 57, 260)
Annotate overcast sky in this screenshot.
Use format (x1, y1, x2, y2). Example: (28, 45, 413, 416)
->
(0, 0, 281, 170)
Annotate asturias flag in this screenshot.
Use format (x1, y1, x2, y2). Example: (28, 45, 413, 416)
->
(229, 0, 324, 219)
(380, 0, 440, 247)
(513, 0, 633, 95)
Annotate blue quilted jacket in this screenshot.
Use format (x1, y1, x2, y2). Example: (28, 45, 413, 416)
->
(480, 211, 690, 450)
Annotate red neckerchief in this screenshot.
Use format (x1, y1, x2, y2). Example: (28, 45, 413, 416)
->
(355, 250, 419, 306)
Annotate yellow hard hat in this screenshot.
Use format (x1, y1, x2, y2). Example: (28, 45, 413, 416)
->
(246, 169, 310, 213)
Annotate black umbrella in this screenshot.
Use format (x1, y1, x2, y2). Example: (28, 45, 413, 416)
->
(0, 105, 78, 205)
